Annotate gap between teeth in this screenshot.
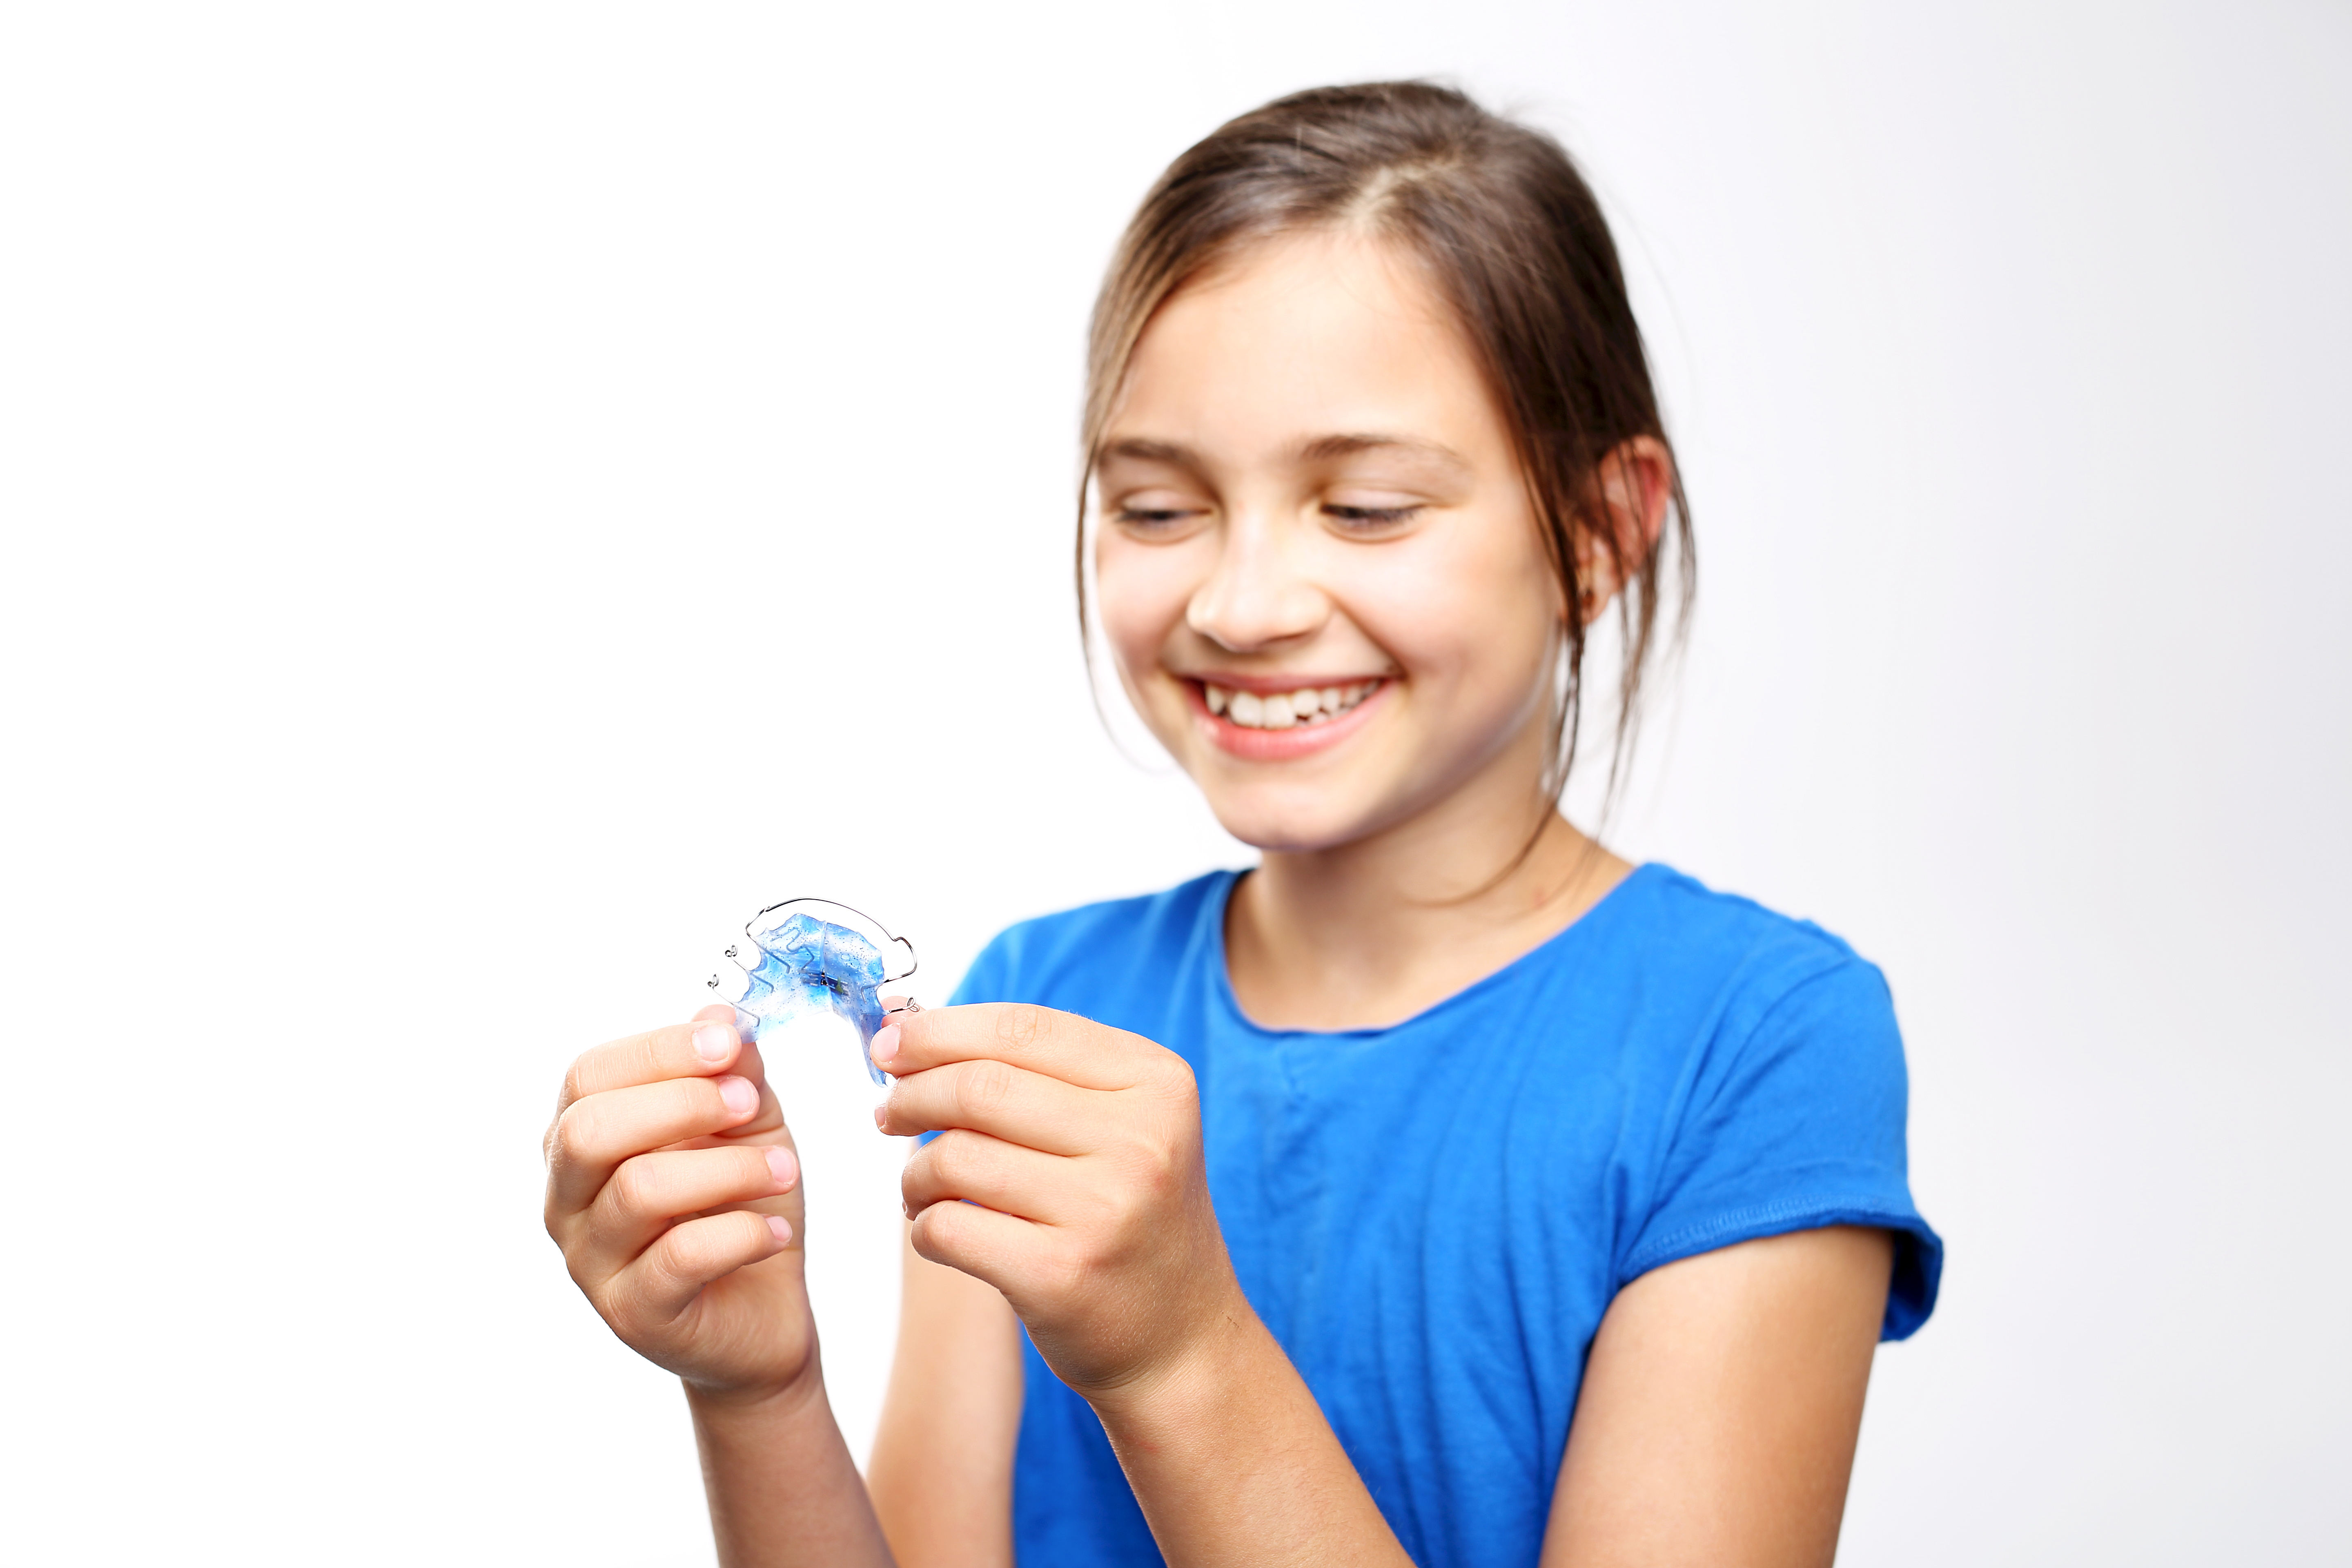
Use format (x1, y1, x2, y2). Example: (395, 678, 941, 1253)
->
(1205, 681, 1379, 730)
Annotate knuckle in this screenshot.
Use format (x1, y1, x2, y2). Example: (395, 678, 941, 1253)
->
(956, 1058, 1018, 1118)
(941, 1129, 996, 1187)
(917, 1130, 962, 1185)
(670, 1218, 721, 1271)
(996, 1004, 1044, 1049)
(1154, 1050, 1198, 1100)
(628, 1242, 684, 1310)
(606, 1155, 661, 1217)
(1134, 1140, 1183, 1200)
(639, 1027, 684, 1082)
(550, 1100, 600, 1168)
(655, 1218, 725, 1285)
(672, 1074, 724, 1124)
(908, 1203, 953, 1262)
(930, 1201, 984, 1257)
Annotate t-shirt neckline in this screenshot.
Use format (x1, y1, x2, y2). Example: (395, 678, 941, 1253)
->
(1207, 860, 1664, 1041)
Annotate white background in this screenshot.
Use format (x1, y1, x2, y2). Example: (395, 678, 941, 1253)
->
(3, 2, 2346, 1563)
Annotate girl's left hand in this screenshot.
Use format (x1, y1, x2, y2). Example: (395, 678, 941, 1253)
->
(873, 1002, 1243, 1406)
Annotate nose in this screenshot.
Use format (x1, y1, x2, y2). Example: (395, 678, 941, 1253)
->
(1185, 509, 1330, 653)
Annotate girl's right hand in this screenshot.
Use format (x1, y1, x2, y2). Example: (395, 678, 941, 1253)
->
(543, 1002, 813, 1404)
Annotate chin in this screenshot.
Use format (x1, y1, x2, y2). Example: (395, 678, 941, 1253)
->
(1197, 786, 1383, 855)
(1144, 725, 1400, 858)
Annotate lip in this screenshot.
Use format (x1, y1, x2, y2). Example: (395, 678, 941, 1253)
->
(1179, 676, 1391, 761)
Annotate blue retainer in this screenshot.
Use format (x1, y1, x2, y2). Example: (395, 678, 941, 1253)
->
(733, 911, 895, 1086)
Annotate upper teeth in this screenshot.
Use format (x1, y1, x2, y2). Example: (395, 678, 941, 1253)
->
(1205, 681, 1379, 729)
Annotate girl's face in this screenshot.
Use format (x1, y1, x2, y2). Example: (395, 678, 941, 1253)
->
(1095, 232, 1564, 853)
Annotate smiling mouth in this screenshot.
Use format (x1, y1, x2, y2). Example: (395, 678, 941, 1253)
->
(1199, 679, 1383, 731)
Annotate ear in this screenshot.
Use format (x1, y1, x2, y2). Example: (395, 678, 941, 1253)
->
(1572, 435, 1674, 626)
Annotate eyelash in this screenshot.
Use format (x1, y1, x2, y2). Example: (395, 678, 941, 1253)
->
(1110, 503, 1423, 530)
(1323, 504, 1421, 528)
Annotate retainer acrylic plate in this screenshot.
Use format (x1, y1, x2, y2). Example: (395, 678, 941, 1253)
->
(709, 899, 917, 1087)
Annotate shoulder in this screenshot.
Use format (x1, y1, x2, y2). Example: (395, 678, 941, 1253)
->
(1614, 862, 1880, 979)
(1595, 863, 1898, 1047)
(948, 870, 1237, 1013)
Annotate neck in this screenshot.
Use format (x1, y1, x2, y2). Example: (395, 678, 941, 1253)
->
(1226, 743, 1633, 1031)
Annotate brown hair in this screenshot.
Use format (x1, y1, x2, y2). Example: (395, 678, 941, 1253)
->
(1079, 80, 1694, 818)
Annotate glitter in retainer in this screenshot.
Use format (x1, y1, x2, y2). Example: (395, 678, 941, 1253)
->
(710, 900, 917, 1087)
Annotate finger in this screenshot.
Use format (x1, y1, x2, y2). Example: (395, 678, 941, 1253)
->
(612, 1210, 794, 1324)
(876, 1056, 1102, 1154)
(578, 1144, 800, 1266)
(555, 1013, 750, 1118)
(908, 1192, 1044, 1299)
(869, 1003, 1165, 1092)
(900, 1128, 1076, 1226)
(546, 1072, 764, 1216)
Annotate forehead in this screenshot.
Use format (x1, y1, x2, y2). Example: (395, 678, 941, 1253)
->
(1110, 231, 1506, 463)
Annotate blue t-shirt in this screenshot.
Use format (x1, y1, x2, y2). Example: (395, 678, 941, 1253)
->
(944, 863, 1941, 1568)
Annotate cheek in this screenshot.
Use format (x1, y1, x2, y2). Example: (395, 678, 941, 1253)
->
(1094, 536, 1205, 673)
(1345, 535, 1558, 697)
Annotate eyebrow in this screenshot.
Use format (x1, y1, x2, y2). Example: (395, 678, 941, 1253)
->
(1096, 433, 1470, 470)
(1098, 437, 1198, 466)
(1293, 432, 1468, 468)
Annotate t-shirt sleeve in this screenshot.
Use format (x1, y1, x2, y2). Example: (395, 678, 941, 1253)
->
(1618, 957, 1943, 1340)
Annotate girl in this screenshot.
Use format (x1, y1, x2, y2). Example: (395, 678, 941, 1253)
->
(543, 82, 1939, 1568)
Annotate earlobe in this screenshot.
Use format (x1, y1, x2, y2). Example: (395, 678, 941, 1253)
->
(1572, 553, 1617, 627)
(1570, 512, 1624, 628)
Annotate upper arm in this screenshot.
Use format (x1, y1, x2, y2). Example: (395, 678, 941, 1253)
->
(1541, 1225, 1894, 1568)
(866, 1220, 1026, 1568)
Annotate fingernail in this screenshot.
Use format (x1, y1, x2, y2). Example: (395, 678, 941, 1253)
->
(693, 1022, 736, 1062)
(717, 1075, 757, 1115)
(871, 1023, 901, 1066)
(764, 1145, 798, 1189)
(872, 1101, 887, 1131)
(766, 1215, 793, 1246)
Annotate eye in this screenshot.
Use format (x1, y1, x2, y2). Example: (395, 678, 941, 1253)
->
(1109, 490, 1210, 537)
(1321, 502, 1423, 533)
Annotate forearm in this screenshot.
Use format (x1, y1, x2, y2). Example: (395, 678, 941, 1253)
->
(688, 1369, 895, 1568)
(1089, 1298, 1414, 1568)
(868, 1230, 1023, 1568)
